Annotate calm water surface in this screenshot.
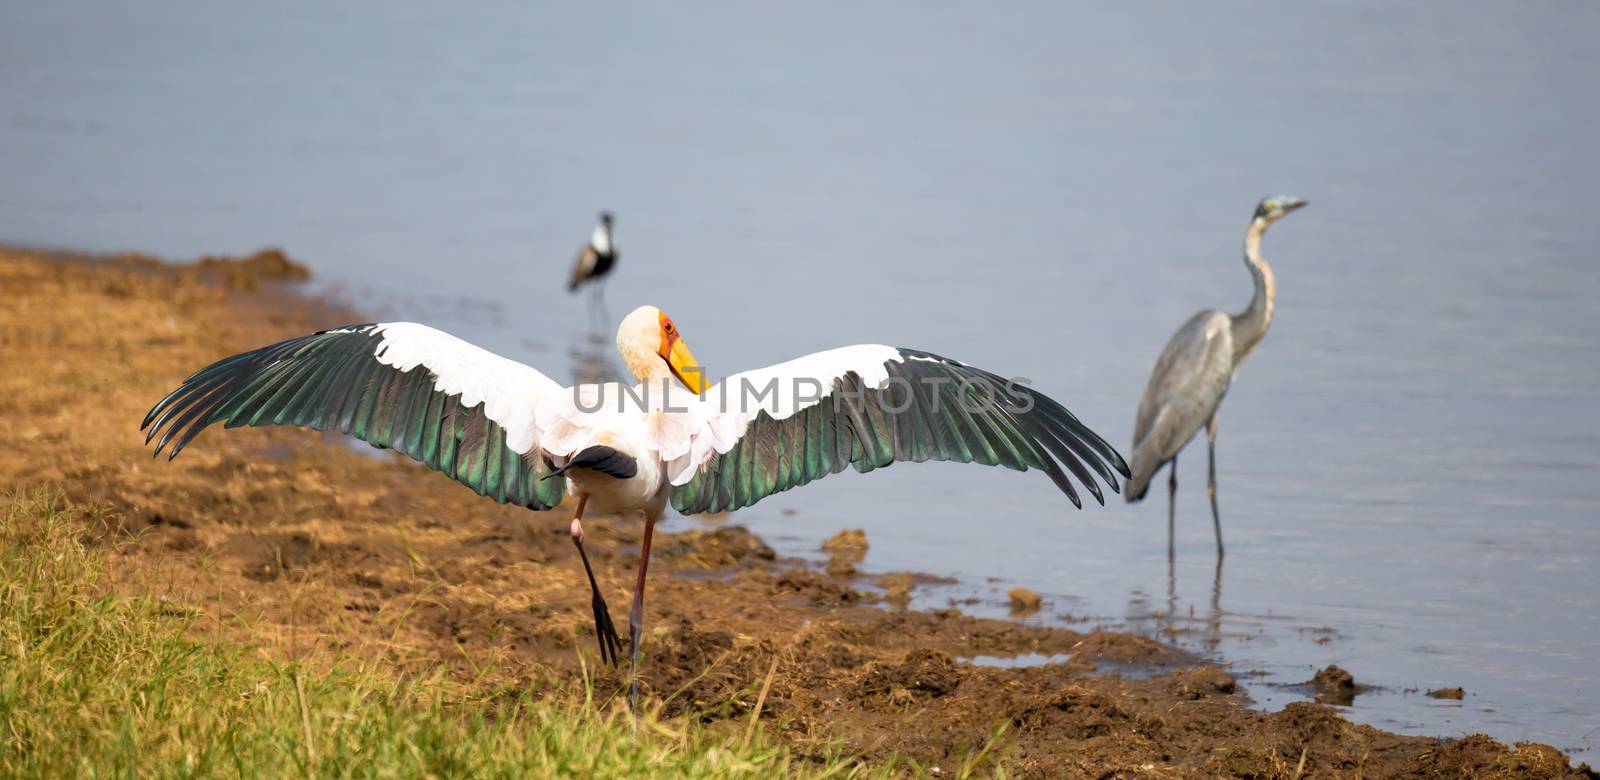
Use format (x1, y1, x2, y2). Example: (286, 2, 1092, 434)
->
(4, 1, 1598, 753)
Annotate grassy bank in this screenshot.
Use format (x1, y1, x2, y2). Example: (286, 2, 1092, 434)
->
(0, 489, 879, 779)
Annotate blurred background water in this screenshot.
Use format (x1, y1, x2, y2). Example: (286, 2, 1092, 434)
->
(4, 0, 1598, 754)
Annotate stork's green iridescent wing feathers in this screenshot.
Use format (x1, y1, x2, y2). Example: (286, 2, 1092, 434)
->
(670, 347, 1129, 515)
(141, 323, 566, 510)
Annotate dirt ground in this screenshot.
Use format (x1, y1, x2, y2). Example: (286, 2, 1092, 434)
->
(1, 245, 1591, 779)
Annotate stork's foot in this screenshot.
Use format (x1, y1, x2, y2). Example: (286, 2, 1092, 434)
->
(591, 591, 623, 667)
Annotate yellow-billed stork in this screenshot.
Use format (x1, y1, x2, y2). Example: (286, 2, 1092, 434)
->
(142, 305, 1129, 703)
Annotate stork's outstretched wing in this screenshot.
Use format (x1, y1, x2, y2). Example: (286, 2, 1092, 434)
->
(669, 345, 1129, 514)
(141, 323, 568, 509)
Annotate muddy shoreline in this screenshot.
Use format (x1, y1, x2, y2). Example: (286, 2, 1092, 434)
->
(1, 244, 1590, 778)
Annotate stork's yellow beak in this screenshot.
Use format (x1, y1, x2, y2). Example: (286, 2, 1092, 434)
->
(665, 336, 708, 394)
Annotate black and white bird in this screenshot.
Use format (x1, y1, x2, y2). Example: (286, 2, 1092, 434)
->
(568, 212, 616, 328)
(141, 305, 1129, 705)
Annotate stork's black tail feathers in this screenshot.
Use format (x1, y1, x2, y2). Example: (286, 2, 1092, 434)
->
(545, 445, 638, 481)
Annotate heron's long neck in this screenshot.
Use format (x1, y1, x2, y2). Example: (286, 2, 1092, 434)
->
(1229, 218, 1275, 366)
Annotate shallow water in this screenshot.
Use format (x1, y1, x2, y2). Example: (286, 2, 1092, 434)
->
(4, 0, 1598, 754)
(962, 653, 1075, 670)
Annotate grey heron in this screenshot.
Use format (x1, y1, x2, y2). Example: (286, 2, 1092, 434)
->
(1126, 195, 1307, 557)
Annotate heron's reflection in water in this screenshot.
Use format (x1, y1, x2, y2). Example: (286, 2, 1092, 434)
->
(1164, 555, 1225, 650)
(1132, 553, 1225, 651)
(570, 328, 626, 386)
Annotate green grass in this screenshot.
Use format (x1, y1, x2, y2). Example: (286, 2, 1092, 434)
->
(0, 489, 884, 779)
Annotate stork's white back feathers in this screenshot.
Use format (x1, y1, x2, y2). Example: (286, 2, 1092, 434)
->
(372, 322, 560, 454)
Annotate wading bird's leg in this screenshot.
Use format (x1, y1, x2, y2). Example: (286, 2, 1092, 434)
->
(586, 286, 602, 334)
(626, 510, 660, 709)
(1166, 547, 1177, 634)
(595, 279, 611, 330)
(570, 493, 622, 666)
(1206, 415, 1223, 558)
(1209, 552, 1225, 646)
(1167, 456, 1178, 560)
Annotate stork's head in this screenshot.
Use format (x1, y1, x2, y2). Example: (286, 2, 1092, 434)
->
(598, 211, 614, 229)
(1253, 195, 1308, 224)
(616, 305, 707, 393)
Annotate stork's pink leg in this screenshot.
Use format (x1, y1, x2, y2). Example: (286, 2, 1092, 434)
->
(626, 511, 659, 708)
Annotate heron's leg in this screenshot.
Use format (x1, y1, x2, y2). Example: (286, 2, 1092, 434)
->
(1167, 456, 1178, 560)
(1165, 545, 1177, 633)
(1209, 552, 1224, 647)
(1206, 416, 1223, 558)
(570, 493, 622, 666)
(626, 510, 660, 709)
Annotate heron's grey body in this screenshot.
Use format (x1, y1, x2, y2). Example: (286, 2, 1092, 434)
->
(1129, 309, 1235, 491)
(1127, 196, 1306, 557)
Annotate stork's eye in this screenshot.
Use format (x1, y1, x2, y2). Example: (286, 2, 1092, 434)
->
(664, 322, 675, 334)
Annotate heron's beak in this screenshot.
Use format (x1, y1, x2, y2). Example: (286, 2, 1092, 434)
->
(1283, 198, 1309, 213)
(664, 336, 708, 394)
